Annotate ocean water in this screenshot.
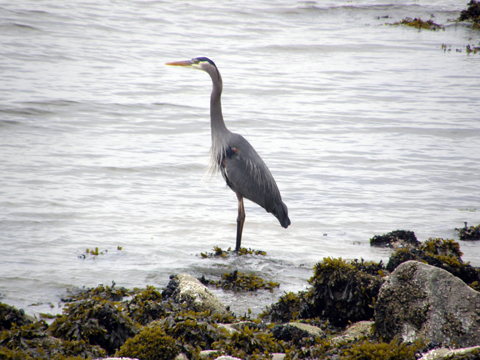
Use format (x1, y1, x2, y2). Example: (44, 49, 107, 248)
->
(1, 0, 479, 318)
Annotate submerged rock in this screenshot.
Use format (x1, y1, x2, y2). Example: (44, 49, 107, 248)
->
(375, 260, 480, 347)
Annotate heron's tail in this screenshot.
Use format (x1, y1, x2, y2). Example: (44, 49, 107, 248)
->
(275, 201, 291, 228)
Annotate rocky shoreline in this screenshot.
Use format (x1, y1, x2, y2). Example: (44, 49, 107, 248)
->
(1, 228, 480, 360)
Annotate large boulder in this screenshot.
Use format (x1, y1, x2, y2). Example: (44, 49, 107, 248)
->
(174, 274, 229, 316)
(375, 260, 480, 347)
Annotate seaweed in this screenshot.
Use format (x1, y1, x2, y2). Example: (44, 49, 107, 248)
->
(157, 310, 225, 358)
(203, 270, 279, 292)
(370, 230, 419, 248)
(459, 0, 480, 24)
(0, 321, 106, 359)
(115, 325, 180, 360)
(259, 291, 308, 323)
(200, 246, 267, 258)
(307, 257, 385, 327)
(61, 282, 130, 303)
(0, 302, 32, 331)
(49, 298, 138, 354)
(212, 324, 283, 360)
(342, 339, 424, 360)
(126, 286, 167, 325)
(388, 17, 444, 30)
(456, 222, 480, 241)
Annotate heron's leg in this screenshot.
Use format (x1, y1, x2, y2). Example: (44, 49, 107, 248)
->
(235, 193, 245, 253)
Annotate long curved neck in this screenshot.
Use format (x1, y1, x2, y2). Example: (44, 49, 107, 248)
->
(206, 66, 228, 137)
(205, 65, 230, 174)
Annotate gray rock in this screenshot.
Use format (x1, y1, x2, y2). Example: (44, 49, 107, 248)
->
(200, 349, 220, 358)
(174, 353, 189, 360)
(375, 260, 480, 347)
(286, 322, 324, 337)
(175, 273, 228, 316)
(216, 323, 239, 335)
(271, 322, 324, 343)
(214, 356, 243, 360)
(419, 346, 480, 360)
(330, 321, 374, 345)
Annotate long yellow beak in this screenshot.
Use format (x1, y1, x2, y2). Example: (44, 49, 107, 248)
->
(165, 60, 193, 67)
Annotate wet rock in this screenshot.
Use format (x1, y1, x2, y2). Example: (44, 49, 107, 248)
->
(385, 238, 480, 288)
(200, 349, 220, 358)
(271, 322, 325, 344)
(173, 273, 229, 316)
(330, 321, 374, 345)
(375, 260, 480, 347)
(175, 353, 189, 360)
(419, 346, 480, 360)
(370, 229, 420, 248)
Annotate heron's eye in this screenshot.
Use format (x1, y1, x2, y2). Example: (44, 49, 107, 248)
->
(192, 58, 199, 64)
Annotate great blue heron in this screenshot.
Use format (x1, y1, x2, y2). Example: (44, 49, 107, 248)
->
(166, 57, 290, 252)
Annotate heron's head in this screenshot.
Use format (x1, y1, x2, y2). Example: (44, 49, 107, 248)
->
(166, 57, 217, 70)
(166, 57, 220, 81)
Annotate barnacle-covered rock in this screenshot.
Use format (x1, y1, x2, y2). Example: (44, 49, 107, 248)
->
(166, 273, 229, 316)
(386, 238, 480, 287)
(419, 345, 480, 360)
(329, 321, 374, 345)
(375, 261, 480, 347)
(271, 322, 324, 345)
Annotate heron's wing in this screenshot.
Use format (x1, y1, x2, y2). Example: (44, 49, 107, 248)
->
(223, 136, 290, 227)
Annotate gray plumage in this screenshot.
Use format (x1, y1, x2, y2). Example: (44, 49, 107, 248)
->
(166, 57, 290, 251)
